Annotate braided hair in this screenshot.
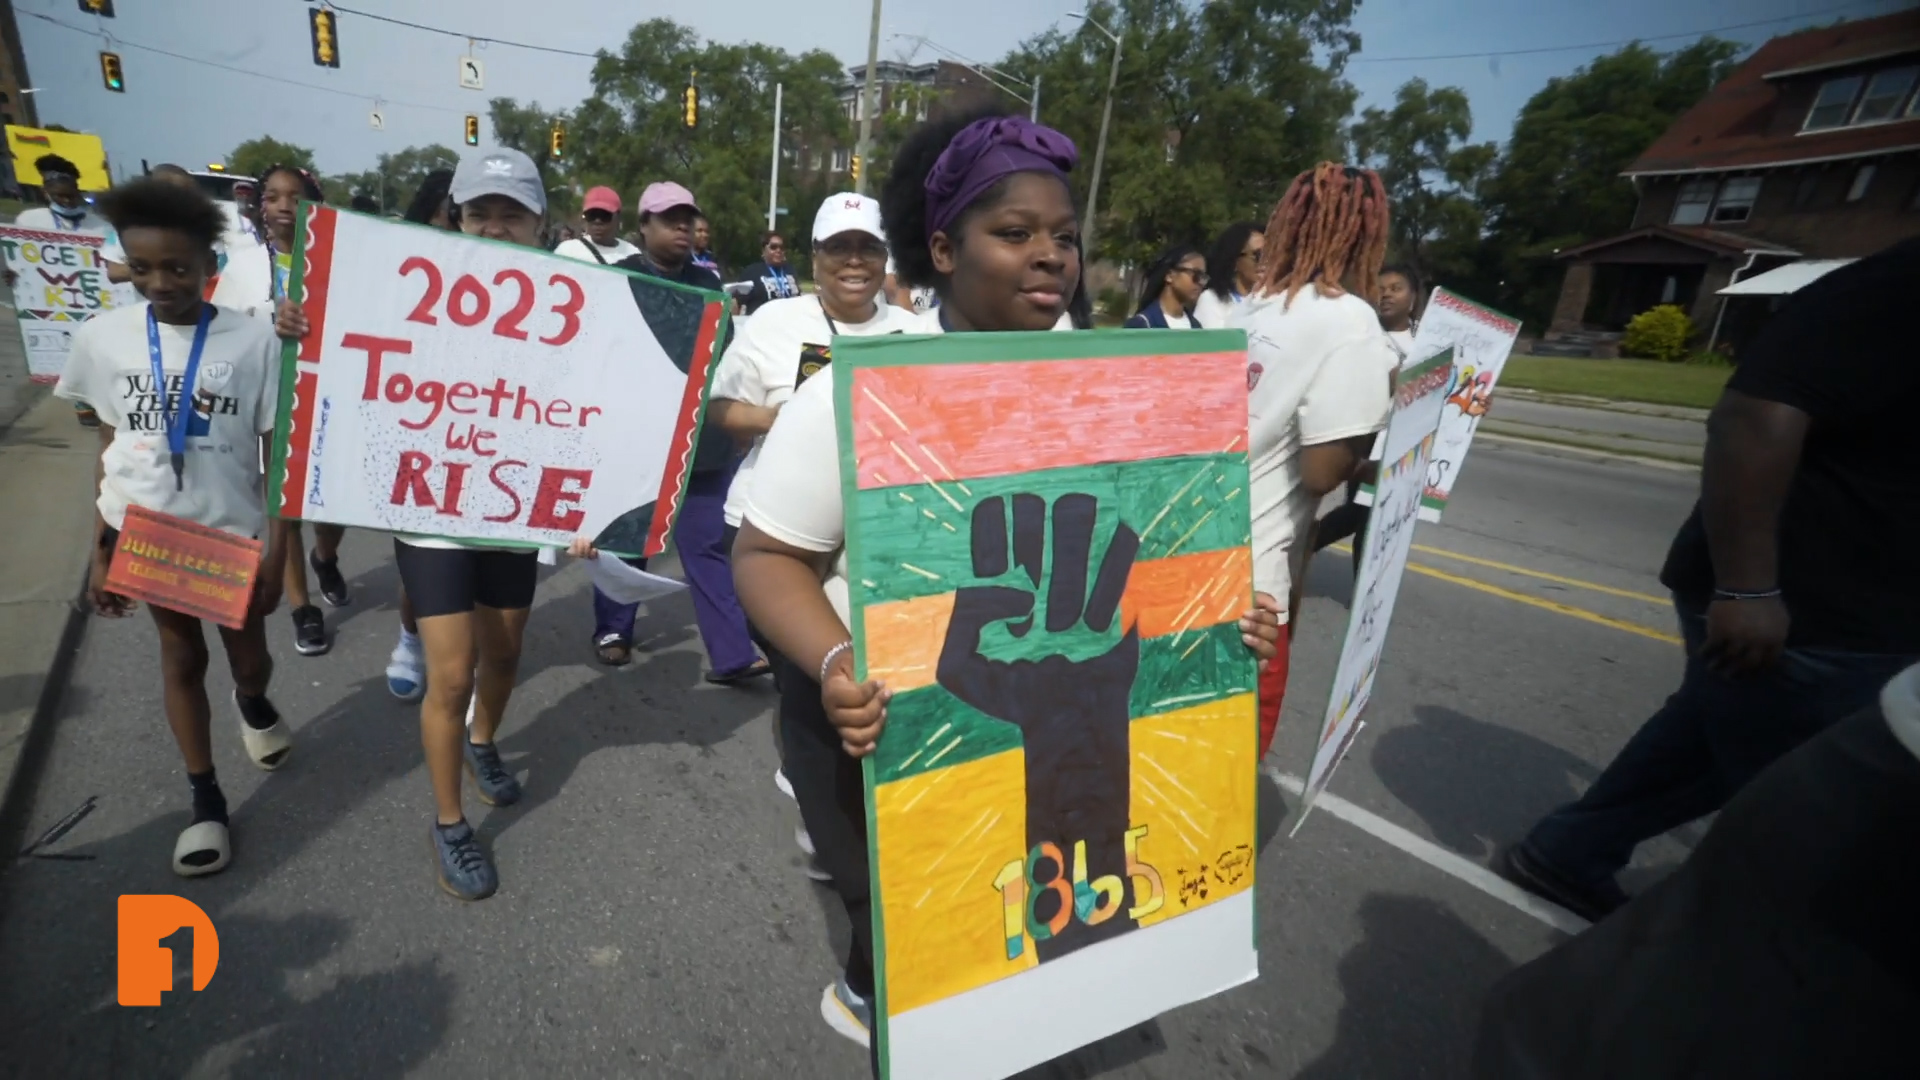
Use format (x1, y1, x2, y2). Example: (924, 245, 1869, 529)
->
(1254, 163, 1390, 309)
(252, 163, 325, 240)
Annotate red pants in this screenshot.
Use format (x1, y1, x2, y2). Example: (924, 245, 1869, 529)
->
(1256, 622, 1293, 759)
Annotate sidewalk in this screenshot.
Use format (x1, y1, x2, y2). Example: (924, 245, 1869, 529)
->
(0, 351, 97, 850)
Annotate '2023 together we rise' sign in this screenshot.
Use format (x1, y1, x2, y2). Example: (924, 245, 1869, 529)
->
(268, 206, 726, 555)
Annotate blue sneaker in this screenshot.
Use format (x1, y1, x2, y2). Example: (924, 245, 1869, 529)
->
(464, 739, 522, 807)
(430, 820, 497, 901)
(386, 631, 425, 701)
(820, 977, 872, 1048)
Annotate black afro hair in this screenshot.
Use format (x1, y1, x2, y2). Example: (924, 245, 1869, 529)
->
(97, 177, 224, 252)
(879, 103, 1016, 291)
(33, 154, 80, 179)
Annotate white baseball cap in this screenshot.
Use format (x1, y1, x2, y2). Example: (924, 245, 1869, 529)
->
(812, 192, 885, 244)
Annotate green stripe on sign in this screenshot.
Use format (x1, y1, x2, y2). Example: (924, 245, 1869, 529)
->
(850, 453, 1251, 610)
(872, 620, 1257, 784)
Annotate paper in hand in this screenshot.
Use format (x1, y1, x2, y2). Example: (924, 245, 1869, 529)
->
(588, 556, 689, 605)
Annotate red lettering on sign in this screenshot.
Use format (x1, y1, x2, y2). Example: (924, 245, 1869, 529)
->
(392, 256, 584, 346)
(390, 451, 436, 508)
(447, 381, 479, 415)
(541, 273, 585, 346)
(342, 333, 414, 401)
(447, 274, 490, 327)
(492, 269, 534, 341)
(486, 460, 527, 523)
(400, 257, 443, 326)
(527, 468, 591, 531)
(440, 461, 469, 516)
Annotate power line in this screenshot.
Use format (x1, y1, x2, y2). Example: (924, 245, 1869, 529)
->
(325, 4, 603, 60)
(1349, 1, 1888, 63)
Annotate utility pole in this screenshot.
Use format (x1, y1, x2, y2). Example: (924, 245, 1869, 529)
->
(768, 83, 783, 231)
(856, 0, 883, 195)
(1031, 74, 1041, 122)
(1071, 12, 1122, 263)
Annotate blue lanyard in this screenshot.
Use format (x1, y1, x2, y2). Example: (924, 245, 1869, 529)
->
(147, 305, 215, 492)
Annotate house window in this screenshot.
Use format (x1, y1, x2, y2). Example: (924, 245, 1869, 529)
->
(1847, 163, 1876, 202)
(1803, 76, 1862, 131)
(1792, 172, 1821, 210)
(1711, 176, 1761, 223)
(1670, 178, 1717, 225)
(1854, 66, 1918, 124)
(831, 147, 851, 173)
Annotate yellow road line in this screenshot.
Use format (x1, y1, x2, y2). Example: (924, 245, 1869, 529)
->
(1406, 544, 1670, 605)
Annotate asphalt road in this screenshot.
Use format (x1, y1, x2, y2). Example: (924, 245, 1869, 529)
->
(1481, 398, 1704, 463)
(0, 438, 1702, 1080)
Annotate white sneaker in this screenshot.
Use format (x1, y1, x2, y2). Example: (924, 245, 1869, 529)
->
(795, 824, 816, 856)
(386, 631, 425, 702)
(775, 768, 794, 800)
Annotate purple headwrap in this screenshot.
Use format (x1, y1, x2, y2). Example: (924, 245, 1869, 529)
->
(924, 116, 1079, 240)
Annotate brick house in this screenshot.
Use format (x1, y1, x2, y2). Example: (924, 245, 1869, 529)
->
(1550, 10, 1920, 354)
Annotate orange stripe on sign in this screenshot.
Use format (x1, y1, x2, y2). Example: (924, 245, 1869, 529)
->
(859, 547, 1249, 694)
(849, 354, 1247, 490)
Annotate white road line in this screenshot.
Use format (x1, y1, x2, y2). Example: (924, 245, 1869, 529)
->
(1263, 766, 1591, 937)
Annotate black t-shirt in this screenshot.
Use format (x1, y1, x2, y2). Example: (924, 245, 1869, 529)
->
(612, 252, 735, 474)
(738, 260, 801, 313)
(1660, 238, 1920, 652)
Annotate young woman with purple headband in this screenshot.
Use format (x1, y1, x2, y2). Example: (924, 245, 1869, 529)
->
(729, 106, 1285, 1063)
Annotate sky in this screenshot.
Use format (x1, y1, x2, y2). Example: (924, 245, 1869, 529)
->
(12, 0, 1917, 183)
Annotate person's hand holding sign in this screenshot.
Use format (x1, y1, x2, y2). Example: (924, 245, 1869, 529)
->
(273, 299, 309, 342)
(88, 533, 136, 618)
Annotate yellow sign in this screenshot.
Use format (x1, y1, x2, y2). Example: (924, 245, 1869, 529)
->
(5, 126, 111, 191)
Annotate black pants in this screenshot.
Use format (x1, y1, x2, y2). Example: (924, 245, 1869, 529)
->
(1313, 477, 1368, 576)
(776, 651, 874, 993)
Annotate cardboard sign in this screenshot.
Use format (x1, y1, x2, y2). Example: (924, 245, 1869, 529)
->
(1408, 289, 1522, 521)
(267, 205, 727, 556)
(838, 329, 1259, 1080)
(4, 126, 112, 191)
(0, 226, 140, 382)
(1299, 348, 1455, 817)
(105, 506, 263, 628)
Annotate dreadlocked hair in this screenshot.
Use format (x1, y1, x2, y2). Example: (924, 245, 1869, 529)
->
(1254, 163, 1390, 310)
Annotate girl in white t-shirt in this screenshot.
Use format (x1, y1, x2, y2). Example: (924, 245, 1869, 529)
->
(730, 109, 1284, 1056)
(56, 178, 294, 878)
(1229, 163, 1400, 759)
(1192, 221, 1264, 331)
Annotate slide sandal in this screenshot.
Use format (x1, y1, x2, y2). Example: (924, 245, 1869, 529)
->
(706, 658, 772, 686)
(173, 821, 230, 877)
(235, 692, 292, 771)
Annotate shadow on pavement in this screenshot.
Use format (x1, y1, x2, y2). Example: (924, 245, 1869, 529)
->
(1008, 1019, 1167, 1079)
(1295, 893, 1514, 1080)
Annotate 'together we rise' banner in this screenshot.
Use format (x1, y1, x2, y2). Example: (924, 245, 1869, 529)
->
(268, 206, 728, 556)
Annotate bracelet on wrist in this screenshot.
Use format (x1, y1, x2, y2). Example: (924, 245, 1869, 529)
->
(1712, 587, 1782, 601)
(819, 640, 854, 685)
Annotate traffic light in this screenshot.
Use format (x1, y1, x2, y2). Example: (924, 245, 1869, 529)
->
(99, 51, 124, 93)
(684, 84, 698, 129)
(850, 155, 861, 183)
(310, 7, 340, 69)
(549, 122, 565, 160)
(77, 0, 115, 16)
(464, 115, 480, 146)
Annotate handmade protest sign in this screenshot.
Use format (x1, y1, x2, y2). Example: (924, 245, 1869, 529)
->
(838, 330, 1259, 1080)
(1408, 289, 1522, 521)
(1299, 348, 1455, 817)
(105, 506, 263, 629)
(4, 126, 111, 191)
(0, 226, 139, 382)
(267, 205, 725, 556)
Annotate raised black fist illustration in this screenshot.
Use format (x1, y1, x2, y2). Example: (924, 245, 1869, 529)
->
(937, 492, 1141, 962)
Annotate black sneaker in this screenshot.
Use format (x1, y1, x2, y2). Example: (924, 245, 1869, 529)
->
(430, 820, 498, 901)
(309, 550, 350, 607)
(1496, 841, 1629, 924)
(463, 740, 523, 807)
(290, 604, 329, 656)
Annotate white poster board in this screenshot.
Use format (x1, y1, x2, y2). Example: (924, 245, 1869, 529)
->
(0, 226, 140, 382)
(1407, 288, 1522, 521)
(269, 205, 726, 556)
(1300, 348, 1454, 815)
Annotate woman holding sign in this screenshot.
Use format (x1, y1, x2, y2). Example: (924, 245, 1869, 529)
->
(274, 149, 557, 902)
(730, 108, 1286, 1057)
(55, 178, 294, 878)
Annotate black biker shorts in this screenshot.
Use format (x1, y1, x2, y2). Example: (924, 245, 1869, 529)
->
(393, 539, 539, 619)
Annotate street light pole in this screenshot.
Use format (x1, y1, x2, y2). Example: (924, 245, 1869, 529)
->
(768, 83, 783, 231)
(856, 0, 883, 195)
(1031, 74, 1041, 122)
(1071, 13, 1121, 263)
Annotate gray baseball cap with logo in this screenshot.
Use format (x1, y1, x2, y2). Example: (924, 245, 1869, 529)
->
(450, 148, 546, 215)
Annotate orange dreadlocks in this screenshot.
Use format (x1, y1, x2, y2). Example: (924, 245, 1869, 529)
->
(1253, 162, 1391, 309)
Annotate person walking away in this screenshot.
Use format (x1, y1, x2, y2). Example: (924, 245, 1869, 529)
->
(710, 191, 909, 880)
(601, 183, 769, 682)
(1193, 221, 1263, 330)
(253, 164, 351, 657)
(1124, 245, 1208, 328)
(554, 187, 640, 265)
(739, 231, 801, 314)
(55, 177, 293, 877)
(1231, 164, 1400, 760)
(691, 214, 721, 277)
(275, 148, 567, 901)
(732, 108, 1285, 1063)
(1497, 238, 1920, 923)
(13, 154, 110, 426)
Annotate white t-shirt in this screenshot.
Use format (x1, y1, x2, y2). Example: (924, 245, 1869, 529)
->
(14, 206, 107, 234)
(54, 303, 281, 539)
(1192, 289, 1244, 331)
(713, 295, 909, 527)
(554, 237, 641, 265)
(1231, 287, 1398, 618)
(1386, 327, 1416, 361)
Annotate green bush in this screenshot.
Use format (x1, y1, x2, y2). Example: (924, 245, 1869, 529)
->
(1621, 304, 1695, 363)
(1097, 286, 1132, 317)
(1684, 344, 1733, 367)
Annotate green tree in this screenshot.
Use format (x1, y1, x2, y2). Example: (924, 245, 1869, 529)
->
(1349, 79, 1496, 284)
(1476, 38, 1743, 324)
(224, 136, 318, 181)
(323, 144, 461, 214)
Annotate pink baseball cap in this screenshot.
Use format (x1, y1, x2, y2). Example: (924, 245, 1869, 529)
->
(583, 186, 622, 214)
(638, 181, 700, 216)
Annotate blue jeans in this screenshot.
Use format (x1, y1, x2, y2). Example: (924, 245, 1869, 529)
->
(1525, 601, 1916, 888)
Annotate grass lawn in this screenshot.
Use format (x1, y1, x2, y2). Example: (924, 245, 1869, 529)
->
(1500, 355, 1731, 410)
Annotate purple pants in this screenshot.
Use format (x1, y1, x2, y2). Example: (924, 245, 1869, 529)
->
(592, 465, 759, 674)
